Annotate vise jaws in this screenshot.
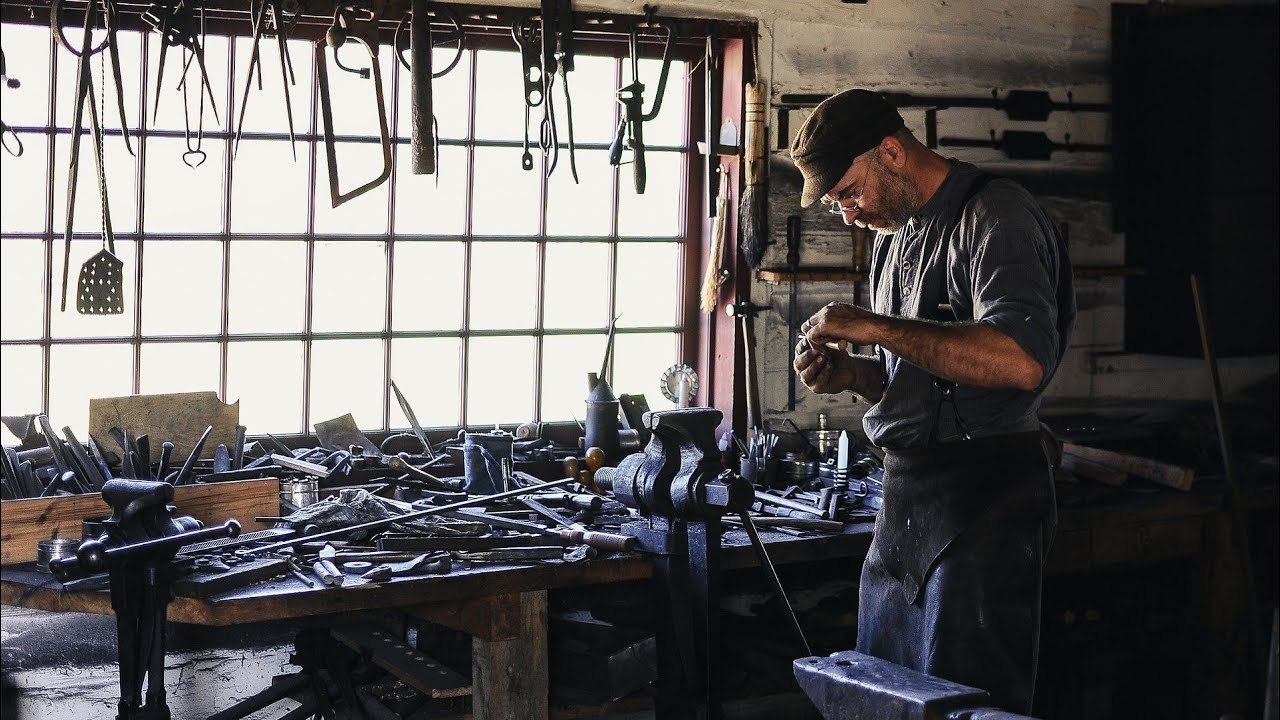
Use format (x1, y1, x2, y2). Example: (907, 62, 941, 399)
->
(594, 406, 753, 532)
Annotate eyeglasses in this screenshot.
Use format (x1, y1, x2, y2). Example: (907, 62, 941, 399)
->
(827, 159, 873, 216)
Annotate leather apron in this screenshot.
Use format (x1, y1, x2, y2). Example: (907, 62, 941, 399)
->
(855, 431, 1056, 712)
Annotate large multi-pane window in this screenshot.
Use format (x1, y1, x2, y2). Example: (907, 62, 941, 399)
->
(0, 20, 694, 442)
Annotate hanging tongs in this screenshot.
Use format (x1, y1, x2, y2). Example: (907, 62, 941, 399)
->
(233, 0, 301, 160)
(316, 0, 393, 207)
(143, 0, 220, 125)
(608, 4, 676, 194)
(50, 0, 135, 157)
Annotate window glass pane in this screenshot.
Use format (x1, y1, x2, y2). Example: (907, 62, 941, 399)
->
(54, 30, 142, 131)
(467, 336, 532, 425)
(231, 37, 314, 136)
(314, 140, 391, 235)
(227, 340, 303, 433)
(310, 338, 384, 430)
(228, 240, 305, 334)
(472, 50, 525, 142)
(545, 148, 613, 237)
(392, 240, 463, 331)
(139, 341, 219, 395)
(144, 137, 225, 233)
(469, 242, 535, 330)
(390, 337, 460, 428)
(637, 58, 687, 147)
(50, 239, 136, 339)
(51, 131, 139, 234)
(394, 145, 467, 235)
(140, 239, 222, 336)
(541, 334, 606, 422)
(1, 238, 46, 340)
(396, 47, 471, 141)
(0, 345, 43, 444)
(612, 332, 679, 410)
(144, 33, 229, 133)
(231, 139, 309, 234)
(1, 134, 48, 233)
(617, 150, 683, 237)
(615, 242, 679, 328)
(471, 147, 539, 236)
(312, 240, 387, 333)
(314, 42, 394, 138)
(544, 243, 608, 330)
(552, 55, 617, 145)
(3, 23, 51, 127)
(49, 342, 133, 437)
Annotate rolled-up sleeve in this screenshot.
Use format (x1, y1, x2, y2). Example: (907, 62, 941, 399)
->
(966, 198, 1061, 386)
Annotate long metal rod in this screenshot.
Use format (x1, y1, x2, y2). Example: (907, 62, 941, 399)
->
(1191, 274, 1266, 687)
(737, 511, 811, 656)
(247, 476, 575, 555)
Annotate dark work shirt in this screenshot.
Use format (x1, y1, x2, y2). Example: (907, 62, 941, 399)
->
(862, 161, 1073, 449)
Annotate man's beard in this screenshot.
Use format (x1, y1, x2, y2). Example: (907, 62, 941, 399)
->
(858, 162, 920, 233)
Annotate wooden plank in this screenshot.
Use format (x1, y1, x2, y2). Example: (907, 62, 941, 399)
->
(332, 624, 471, 699)
(472, 590, 548, 720)
(1059, 453, 1128, 487)
(1062, 442, 1195, 491)
(0, 478, 278, 565)
(88, 391, 240, 462)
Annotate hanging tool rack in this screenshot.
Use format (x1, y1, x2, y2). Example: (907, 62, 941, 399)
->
(3, 1, 755, 55)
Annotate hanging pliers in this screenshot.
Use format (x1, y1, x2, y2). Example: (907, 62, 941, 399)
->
(608, 4, 676, 194)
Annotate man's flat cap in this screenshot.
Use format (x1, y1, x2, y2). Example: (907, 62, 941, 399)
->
(789, 89, 905, 207)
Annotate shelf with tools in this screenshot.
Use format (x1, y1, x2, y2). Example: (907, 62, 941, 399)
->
(755, 265, 1145, 284)
(755, 268, 869, 284)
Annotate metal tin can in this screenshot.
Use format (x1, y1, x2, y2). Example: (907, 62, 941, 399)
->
(35, 538, 80, 574)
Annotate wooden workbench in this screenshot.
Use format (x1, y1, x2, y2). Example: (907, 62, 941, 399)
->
(1, 521, 877, 720)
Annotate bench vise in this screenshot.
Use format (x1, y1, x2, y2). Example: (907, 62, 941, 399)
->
(50, 478, 240, 720)
(593, 407, 753, 720)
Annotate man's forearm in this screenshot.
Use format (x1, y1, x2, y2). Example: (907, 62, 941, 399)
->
(874, 316, 1043, 391)
(848, 354, 886, 403)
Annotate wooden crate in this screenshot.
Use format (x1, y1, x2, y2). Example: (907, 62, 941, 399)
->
(0, 478, 279, 565)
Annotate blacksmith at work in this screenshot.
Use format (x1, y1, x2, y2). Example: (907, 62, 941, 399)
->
(789, 88, 1076, 712)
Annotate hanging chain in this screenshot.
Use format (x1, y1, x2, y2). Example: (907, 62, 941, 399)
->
(96, 28, 110, 251)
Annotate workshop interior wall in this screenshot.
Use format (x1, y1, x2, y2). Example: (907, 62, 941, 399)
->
(577, 0, 1278, 438)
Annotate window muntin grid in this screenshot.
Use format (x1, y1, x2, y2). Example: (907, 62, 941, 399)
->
(0, 21, 694, 441)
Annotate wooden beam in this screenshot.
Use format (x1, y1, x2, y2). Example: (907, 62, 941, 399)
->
(1061, 443, 1195, 491)
(472, 590, 548, 720)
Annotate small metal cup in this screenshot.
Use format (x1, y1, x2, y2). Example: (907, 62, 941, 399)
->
(280, 478, 319, 508)
(36, 538, 80, 574)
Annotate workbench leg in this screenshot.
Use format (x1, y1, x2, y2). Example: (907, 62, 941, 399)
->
(471, 590, 548, 720)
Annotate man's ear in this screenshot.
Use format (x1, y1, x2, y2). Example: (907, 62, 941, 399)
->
(879, 135, 908, 169)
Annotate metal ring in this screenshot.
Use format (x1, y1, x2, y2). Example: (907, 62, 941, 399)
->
(50, 0, 112, 57)
(393, 3, 466, 77)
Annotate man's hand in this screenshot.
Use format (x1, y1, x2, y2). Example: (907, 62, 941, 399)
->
(802, 302, 884, 351)
(793, 337, 855, 395)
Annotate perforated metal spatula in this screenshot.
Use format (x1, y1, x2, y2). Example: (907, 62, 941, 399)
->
(77, 245, 124, 314)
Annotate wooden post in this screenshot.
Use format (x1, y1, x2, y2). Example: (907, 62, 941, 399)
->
(471, 590, 548, 720)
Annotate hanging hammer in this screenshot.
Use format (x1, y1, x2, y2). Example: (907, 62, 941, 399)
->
(726, 300, 769, 431)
